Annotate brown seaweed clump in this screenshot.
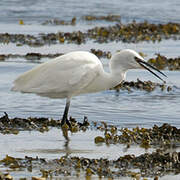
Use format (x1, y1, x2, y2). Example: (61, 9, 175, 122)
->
(0, 49, 111, 61)
(95, 123, 180, 149)
(1, 149, 180, 179)
(90, 49, 112, 59)
(148, 54, 180, 70)
(83, 15, 121, 22)
(0, 172, 13, 180)
(0, 53, 64, 61)
(42, 17, 76, 26)
(1, 21, 180, 46)
(0, 112, 89, 134)
(87, 21, 180, 43)
(113, 79, 172, 92)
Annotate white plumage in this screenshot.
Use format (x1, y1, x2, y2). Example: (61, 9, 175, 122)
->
(12, 51, 106, 98)
(12, 49, 166, 128)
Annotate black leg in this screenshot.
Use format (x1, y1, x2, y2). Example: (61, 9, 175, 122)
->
(61, 98, 71, 128)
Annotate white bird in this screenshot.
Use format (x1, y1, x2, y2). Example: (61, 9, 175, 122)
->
(12, 49, 166, 127)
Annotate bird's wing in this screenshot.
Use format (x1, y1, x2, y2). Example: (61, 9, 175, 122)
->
(68, 62, 101, 92)
(12, 52, 103, 98)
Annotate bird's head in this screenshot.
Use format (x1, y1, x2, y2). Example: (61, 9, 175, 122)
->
(110, 49, 167, 83)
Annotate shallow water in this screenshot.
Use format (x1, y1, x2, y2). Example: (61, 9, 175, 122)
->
(0, 1, 180, 179)
(0, 0, 180, 24)
(0, 128, 155, 160)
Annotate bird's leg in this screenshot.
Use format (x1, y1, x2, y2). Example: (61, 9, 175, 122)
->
(61, 98, 72, 141)
(61, 98, 71, 129)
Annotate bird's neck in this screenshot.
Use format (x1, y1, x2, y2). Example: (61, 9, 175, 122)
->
(101, 70, 126, 90)
(105, 55, 128, 89)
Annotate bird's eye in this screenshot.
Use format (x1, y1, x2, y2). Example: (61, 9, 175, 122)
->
(134, 56, 139, 61)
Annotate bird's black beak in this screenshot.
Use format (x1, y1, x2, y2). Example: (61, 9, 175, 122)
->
(135, 57, 167, 83)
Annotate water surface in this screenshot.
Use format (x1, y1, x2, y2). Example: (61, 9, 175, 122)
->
(0, 0, 180, 24)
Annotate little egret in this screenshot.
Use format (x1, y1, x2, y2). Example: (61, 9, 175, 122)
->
(12, 49, 166, 128)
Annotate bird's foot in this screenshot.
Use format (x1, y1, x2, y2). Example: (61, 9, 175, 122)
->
(61, 118, 72, 141)
(61, 118, 72, 130)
